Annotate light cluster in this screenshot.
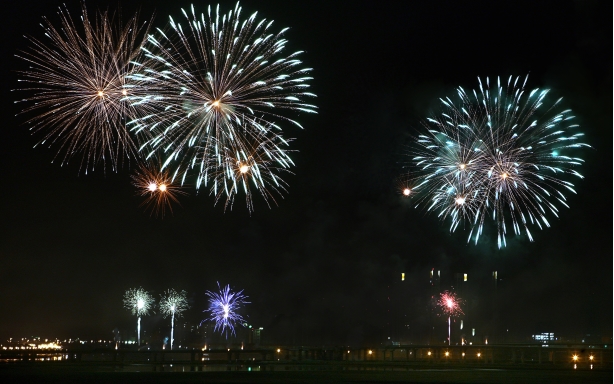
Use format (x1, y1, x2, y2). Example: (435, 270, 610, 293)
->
(401, 75, 588, 247)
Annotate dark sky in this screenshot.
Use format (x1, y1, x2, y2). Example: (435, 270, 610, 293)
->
(0, 0, 611, 346)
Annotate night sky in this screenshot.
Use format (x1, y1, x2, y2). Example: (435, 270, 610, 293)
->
(0, 0, 611, 346)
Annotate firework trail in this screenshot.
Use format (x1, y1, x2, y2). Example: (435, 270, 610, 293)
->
(402, 75, 588, 247)
(202, 283, 249, 338)
(128, 2, 316, 210)
(159, 289, 189, 350)
(15, 4, 152, 173)
(132, 161, 187, 217)
(123, 287, 155, 346)
(438, 291, 464, 346)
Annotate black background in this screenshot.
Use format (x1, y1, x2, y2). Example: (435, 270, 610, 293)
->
(0, 0, 611, 346)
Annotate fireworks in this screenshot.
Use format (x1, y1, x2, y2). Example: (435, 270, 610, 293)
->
(438, 291, 464, 318)
(15, 4, 151, 173)
(203, 283, 249, 338)
(204, 125, 295, 211)
(132, 162, 186, 217)
(15, 2, 315, 213)
(159, 289, 189, 350)
(402, 75, 588, 247)
(128, 2, 316, 210)
(438, 291, 464, 345)
(123, 287, 155, 346)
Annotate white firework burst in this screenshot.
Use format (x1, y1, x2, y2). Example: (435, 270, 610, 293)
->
(403, 75, 589, 248)
(15, 4, 151, 173)
(128, 2, 316, 209)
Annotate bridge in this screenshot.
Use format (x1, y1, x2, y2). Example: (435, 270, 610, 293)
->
(1, 344, 611, 368)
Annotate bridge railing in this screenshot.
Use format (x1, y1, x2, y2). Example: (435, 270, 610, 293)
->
(1, 344, 611, 367)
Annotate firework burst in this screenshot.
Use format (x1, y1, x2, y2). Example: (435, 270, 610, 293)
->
(438, 291, 464, 345)
(201, 124, 295, 211)
(128, 2, 316, 209)
(159, 289, 189, 350)
(15, 4, 152, 173)
(438, 291, 464, 318)
(202, 283, 249, 338)
(132, 161, 186, 217)
(123, 287, 155, 345)
(402, 75, 588, 247)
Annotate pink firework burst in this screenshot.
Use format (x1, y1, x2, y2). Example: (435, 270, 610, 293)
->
(438, 291, 464, 317)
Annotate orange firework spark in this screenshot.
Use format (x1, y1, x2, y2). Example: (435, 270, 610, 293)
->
(132, 163, 186, 217)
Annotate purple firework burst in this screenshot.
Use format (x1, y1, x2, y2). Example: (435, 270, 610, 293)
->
(203, 283, 249, 338)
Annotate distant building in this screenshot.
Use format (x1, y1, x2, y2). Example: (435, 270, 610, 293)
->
(532, 332, 556, 343)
